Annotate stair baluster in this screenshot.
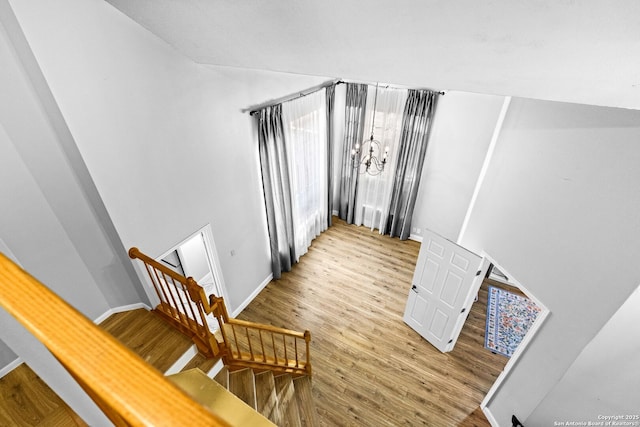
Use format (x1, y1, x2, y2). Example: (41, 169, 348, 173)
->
(129, 247, 312, 377)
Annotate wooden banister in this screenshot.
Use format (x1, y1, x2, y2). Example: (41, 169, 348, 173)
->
(128, 247, 185, 283)
(220, 319, 312, 377)
(225, 318, 307, 339)
(128, 247, 222, 358)
(129, 247, 312, 377)
(0, 253, 229, 427)
(128, 249, 221, 316)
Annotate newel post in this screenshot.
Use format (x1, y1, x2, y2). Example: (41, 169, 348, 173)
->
(128, 247, 140, 259)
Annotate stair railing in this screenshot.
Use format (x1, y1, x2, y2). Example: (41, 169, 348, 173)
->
(213, 299, 312, 377)
(0, 253, 230, 427)
(128, 247, 222, 359)
(129, 247, 312, 377)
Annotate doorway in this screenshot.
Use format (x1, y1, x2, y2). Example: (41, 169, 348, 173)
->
(476, 254, 549, 424)
(402, 231, 549, 424)
(159, 227, 225, 299)
(154, 225, 228, 332)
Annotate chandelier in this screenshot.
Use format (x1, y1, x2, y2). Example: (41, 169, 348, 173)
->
(351, 83, 389, 176)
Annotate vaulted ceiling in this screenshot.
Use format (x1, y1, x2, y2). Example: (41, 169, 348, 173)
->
(104, 0, 640, 110)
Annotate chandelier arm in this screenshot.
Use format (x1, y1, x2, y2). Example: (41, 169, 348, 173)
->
(351, 82, 389, 176)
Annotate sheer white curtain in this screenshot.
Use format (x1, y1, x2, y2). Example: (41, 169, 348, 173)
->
(353, 86, 408, 232)
(281, 90, 328, 260)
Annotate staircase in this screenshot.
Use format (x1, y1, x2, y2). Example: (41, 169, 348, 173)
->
(166, 365, 318, 426)
(129, 247, 318, 426)
(217, 366, 317, 426)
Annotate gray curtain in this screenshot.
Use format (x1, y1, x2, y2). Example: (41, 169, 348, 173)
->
(325, 85, 335, 227)
(338, 83, 368, 223)
(387, 90, 439, 239)
(256, 104, 296, 279)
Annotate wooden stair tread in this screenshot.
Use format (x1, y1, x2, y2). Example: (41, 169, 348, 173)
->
(255, 371, 283, 425)
(216, 364, 315, 427)
(274, 374, 302, 427)
(229, 368, 257, 409)
(292, 376, 318, 427)
(167, 368, 274, 426)
(100, 308, 192, 373)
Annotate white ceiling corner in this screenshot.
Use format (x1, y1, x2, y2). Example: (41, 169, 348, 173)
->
(103, 0, 640, 110)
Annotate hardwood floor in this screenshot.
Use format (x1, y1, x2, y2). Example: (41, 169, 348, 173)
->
(0, 364, 86, 427)
(238, 218, 509, 426)
(0, 218, 514, 426)
(0, 310, 196, 427)
(99, 308, 193, 373)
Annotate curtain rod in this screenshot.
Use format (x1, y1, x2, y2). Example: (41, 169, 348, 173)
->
(245, 78, 444, 115)
(245, 79, 341, 115)
(337, 78, 445, 96)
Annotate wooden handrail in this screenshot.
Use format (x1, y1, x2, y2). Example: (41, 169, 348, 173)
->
(128, 247, 186, 283)
(226, 317, 307, 339)
(0, 253, 229, 426)
(128, 247, 222, 358)
(221, 320, 312, 377)
(129, 248, 222, 316)
(129, 247, 312, 377)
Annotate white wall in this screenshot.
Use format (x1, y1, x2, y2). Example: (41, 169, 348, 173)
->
(0, 3, 156, 420)
(411, 91, 505, 241)
(529, 284, 640, 423)
(460, 98, 640, 424)
(0, 19, 113, 325)
(0, 126, 109, 423)
(0, 239, 18, 370)
(0, 336, 16, 368)
(8, 0, 330, 312)
(0, 339, 17, 370)
(0, 0, 148, 310)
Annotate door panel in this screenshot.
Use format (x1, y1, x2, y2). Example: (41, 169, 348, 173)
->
(404, 229, 487, 353)
(421, 259, 439, 292)
(441, 272, 463, 307)
(408, 294, 430, 327)
(431, 309, 448, 339)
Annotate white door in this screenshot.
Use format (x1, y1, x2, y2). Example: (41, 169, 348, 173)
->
(176, 231, 223, 298)
(170, 227, 226, 333)
(403, 229, 488, 353)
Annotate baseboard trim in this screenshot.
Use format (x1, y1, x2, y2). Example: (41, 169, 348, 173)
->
(93, 302, 152, 325)
(206, 358, 224, 379)
(164, 344, 198, 376)
(409, 234, 423, 243)
(0, 357, 23, 379)
(482, 405, 499, 427)
(231, 273, 273, 317)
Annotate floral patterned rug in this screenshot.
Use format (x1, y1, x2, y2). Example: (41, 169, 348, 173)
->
(484, 285, 541, 357)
